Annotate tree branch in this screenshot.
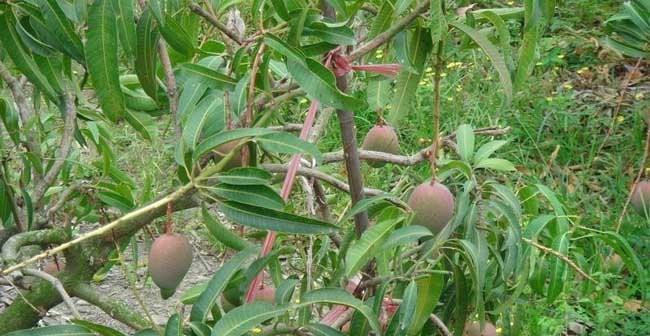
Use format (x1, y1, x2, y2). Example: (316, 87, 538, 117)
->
(189, 3, 243, 45)
(31, 93, 77, 208)
(158, 40, 181, 142)
(321, 127, 511, 165)
(522, 237, 597, 284)
(348, 1, 430, 62)
(1, 229, 68, 265)
(429, 313, 452, 336)
(22, 268, 81, 320)
(0, 60, 42, 164)
(70, 278, 151, 330)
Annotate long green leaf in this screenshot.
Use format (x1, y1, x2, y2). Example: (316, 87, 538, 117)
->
(381, 225, 433, 251)
(210, 302, 288, 336)
(212, 183, 284, 210)
(388, 25, 431, 126)
(135, 9, 159, 100)
(546, 232, 569, 303)
(6, 325, 93, 336)
(159, 13, 195, 56)
(218, 201, 337, 234)
(114, 0, 137, 59)
(302, 323, 346, 336)
(41, 0, 85, 62)
(450, 21, 512, 105)
(71, 320, 125, 336)
(258, 132, 322, 163)
(345, 219, 399, 276)
(164, 313, 182, 336)
(87, 0, 126, 122)
(0, 13, 61, 103)
(218, 167, 272, 185)
(191, 246, 258, 322)
(299, 288, 381, 334)
(181, 64, 237, 90)
(194, 128, 276, 161)
(399, 280, 418, 331)
(406, 273, 444, 335)
(202, 206, 254, 251)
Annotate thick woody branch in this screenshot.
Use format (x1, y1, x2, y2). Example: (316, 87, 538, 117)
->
(348, 1, 430, 62)
(22, 268, 81, 320)
(32, 93, 77, 208)
(189, 3, 243, 45)
(71, 282, 151, 330)
(1, 229, 68, 264)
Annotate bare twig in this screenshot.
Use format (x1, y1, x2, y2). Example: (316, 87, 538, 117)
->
(22, 268, 81, 320)
(245, 43, 266, 127)
(616, 126, 650, 232)
(348, 1, 430, 62)
(189, 3, 243, 45)
(430, 38, 445, 180)
(429, 313, 452, 336)
(32, 93, 77, 208)
(322, 127, 511, 165)
(522, 237, 597, 284)
(158, 40, 181, 142)
(330, 307, 355, 330)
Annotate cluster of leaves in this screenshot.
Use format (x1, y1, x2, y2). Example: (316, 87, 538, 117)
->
(603, 0, 649, 58)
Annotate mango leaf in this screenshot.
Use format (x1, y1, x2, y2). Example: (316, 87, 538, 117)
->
(189, 322, 212, 336)
(191, 246, 258, 322)
(381, 225, 433, 251)
(345, 218, 399, 276)
(230, 74, 249, 118)
(177, 79, 209, 121)
(546, 232, 569, 303)
(5, 325, 93, 336)
(474, 158, 516, 171)
(41, 0, 85, 62)
(338, 194, 401, 225)
(429, 0, 447, 45)
(218, 201, 337, 234)
(182, 95, 221, 149)
(193, 128, 276, 161)
(0, 13, 61, 103)
(597, 231, 646, 292)
(124, 109, 153, 140)
(135, 9, 159, 100)
(15, 17, 56, 56)
(299, 288, 381, 334)
(164, 313, 182, 336)
(449, 21, 512, 105)
(114, 0, 136, 59)
(181, 64, 237, 90)
(71, 320, 125, 336)
(0, 98, 20, 145)
(399, 280, 418, 331)
(211, 183, 284, 210)
(405, 273, 443, 335)
(302, 323, 346, 336)
(388, 25, 431, 126)
(181, 281, 208, 304)
(202, 206, 253, 251)
(158, 13, 195, 56)
(87, 0, 126, 122)
(455, 124, 475, 162)
(218, 167, 272, 185)
(275, 278, 299, 305)
(303, 21, 355, 45)
(367, 78, 392, 112)
(210, 302, 288, 336)
(473, 140, 508, 163)
(258, 132, 322, 163)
